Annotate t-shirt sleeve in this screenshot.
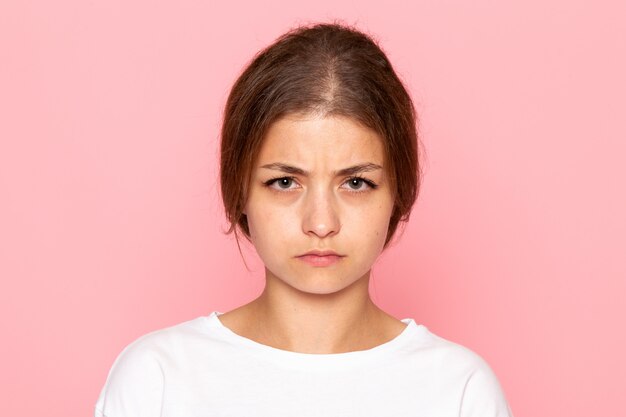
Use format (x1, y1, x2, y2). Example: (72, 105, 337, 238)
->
(459, 358, 514, 417)
(94, 338, 164, 417)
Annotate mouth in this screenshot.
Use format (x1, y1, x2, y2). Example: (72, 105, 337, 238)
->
(296, 250, 345, 267)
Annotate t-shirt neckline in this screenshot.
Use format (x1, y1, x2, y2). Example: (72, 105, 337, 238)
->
(205, 310, 425, 370)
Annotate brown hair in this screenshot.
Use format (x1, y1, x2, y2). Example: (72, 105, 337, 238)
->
(220, 22, 421, 247)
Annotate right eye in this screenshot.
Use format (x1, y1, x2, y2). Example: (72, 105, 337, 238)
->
(264, 176, 299, 191)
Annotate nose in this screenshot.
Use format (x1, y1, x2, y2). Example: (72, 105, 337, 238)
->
(301, 186, 341, 238)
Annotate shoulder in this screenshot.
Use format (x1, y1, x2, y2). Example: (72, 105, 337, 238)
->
(406, 324, 491, 370)
(95, 317, 209, 417)
(103, 316, 208, 371)
(410, 326, 514, 417)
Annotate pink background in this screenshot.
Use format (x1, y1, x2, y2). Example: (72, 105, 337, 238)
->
(1, 1, 625, 415)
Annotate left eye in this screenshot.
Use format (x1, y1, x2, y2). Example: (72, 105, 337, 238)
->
(342, 177, 371, 191)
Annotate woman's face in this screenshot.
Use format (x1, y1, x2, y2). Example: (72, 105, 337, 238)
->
(244, 114, 395, 295)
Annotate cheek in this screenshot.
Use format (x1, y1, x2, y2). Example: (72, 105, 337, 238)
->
(371, 211, 392, 245)
(247, 204, 296, 248)
(349, 202, 393, 249)
(373, 200, 395, 245)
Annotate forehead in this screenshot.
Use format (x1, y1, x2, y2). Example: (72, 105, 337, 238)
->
(255, 114, 385, 169)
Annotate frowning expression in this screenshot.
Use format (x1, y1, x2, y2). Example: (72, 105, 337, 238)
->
(244, 114, 395, 295)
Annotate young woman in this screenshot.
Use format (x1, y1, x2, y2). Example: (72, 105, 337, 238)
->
(95, 23, 513, 417)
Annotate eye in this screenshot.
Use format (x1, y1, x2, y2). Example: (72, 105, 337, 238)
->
(342, 177, 377, 192)
(264, 176, 299, 190)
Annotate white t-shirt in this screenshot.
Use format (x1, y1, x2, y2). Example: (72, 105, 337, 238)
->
(95, 311, 514, 417)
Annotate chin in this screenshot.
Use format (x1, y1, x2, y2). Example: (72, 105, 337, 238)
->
(289, 283, 353, 297)
(263, 259, 372, 295)
(281, 270, 368, 296)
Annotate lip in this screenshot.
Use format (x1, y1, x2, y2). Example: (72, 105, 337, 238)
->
(296, 250, 345, 267)
(300, 250, 342, 256)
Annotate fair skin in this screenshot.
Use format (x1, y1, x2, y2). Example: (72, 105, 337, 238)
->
(218, 113, 407, 354)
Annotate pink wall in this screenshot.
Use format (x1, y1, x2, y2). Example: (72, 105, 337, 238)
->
(1, 1, 624, 415)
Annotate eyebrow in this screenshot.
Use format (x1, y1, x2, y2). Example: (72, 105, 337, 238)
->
(260, 162, 382, 177)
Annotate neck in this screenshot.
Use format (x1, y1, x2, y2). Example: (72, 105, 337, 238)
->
(241, 269, 393, 354)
